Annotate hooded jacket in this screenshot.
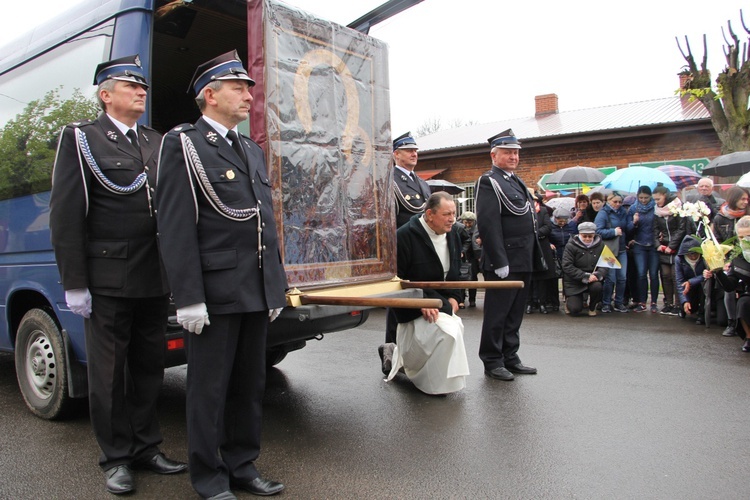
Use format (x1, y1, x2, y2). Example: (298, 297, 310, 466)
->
(627, 198, 656, 247)
(653, 195, 687, 265)
(674, 235, 707, 305)
(595, 202, 630, 254)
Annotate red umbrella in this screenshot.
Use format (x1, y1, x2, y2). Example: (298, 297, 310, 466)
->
(656, 165, 702, 190)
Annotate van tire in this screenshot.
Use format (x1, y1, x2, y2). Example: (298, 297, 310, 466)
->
(15, 309, 72, 420)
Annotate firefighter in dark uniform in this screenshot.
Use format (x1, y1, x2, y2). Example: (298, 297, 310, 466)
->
(475, 129, 541, 381)
(393, 131, 431, 228)
(155, 50, 288, 500)
(49, 55, 186, 495)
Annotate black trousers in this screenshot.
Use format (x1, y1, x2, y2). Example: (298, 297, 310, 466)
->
(185, 311, 268, 498)
(85, 293, 169, 469)
(566, 282, 603, 315)
(479, 271, 531, 370)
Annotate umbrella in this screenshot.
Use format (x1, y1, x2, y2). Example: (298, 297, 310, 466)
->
(426, 179, 464, 195)
(545, 197, 575, 211)
(601, 167, 677, 193)
(546, 166, 606, 184)
(737, 171, 750, 188)
(656, 165, 702, 190)
(702, 151, 750, 177)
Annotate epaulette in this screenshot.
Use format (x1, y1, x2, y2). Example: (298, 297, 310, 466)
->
(69, 119, 95, 128)
(169, 123, 195, 134)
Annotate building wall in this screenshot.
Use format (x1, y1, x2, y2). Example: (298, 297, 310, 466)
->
(418, 129, 721, 189)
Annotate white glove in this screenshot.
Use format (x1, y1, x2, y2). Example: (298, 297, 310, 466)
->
(269, 308, 283, 322)
(177, 303, 210, 334)
(495, 266, 509, 279)
(66, 288, 92, 318)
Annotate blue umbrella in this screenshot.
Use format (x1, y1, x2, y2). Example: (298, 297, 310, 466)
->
(601, 167, 677, 193)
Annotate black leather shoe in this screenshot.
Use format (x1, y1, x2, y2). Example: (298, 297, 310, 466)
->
(485, 367, 514, 381)
(525, 305, 533, 314)
(206, 492, 237, 500)
(507, 363, 537, 375)
(468, 301, 476, 308)
(234, 477, 285, 496)
(136, 453, 187, 474)
(539, 304, 548, 314)
(105, 465, 134, 495)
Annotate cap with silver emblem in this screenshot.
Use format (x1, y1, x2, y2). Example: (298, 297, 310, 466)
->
(93, 54, 148, 88)
(488, 128, 521, 150)
(189, 50, 255, 95)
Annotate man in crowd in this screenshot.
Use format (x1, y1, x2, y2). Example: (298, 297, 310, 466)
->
(460, 211, 481, 307)
(475, 129, 541, 381)
(382, 192, 470, 394)
(156, 50, 288, 500)
(693, 177, 724, 222)
(49, 55, 186, 495)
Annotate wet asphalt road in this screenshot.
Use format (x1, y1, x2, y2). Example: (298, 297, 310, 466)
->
(1, 301, 750, 499)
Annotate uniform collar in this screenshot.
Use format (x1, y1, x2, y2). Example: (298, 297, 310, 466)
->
(201, 115, 238, 144)
(395, 165, 415, 178)
(106, 113, 137, 137)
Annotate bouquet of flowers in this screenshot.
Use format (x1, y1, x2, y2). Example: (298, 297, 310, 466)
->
(671, 200, 734, 270)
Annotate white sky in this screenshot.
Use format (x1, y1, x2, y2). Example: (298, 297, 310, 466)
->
(0, 0, 746, 134)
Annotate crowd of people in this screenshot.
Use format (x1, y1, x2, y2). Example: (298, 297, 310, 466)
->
(489, 177, 750, 355)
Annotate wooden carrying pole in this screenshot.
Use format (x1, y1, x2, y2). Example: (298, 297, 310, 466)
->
(299, 296, 443, 309)
(401, 281, 524, 289)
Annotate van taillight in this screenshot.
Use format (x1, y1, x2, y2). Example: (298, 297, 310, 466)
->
(167, 338, 184, 351)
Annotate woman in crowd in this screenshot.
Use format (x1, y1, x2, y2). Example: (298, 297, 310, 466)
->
(708, 215, 750, 352)
(588, 192, 605, 221)
(712, 186, 749, 336)
(549, 207, 578, 310)
(562, 222, 606, 316)
(653, 185, 686, 316)
(595, 192, 630, 313)
(572, 194, 596, 224)
(526, 193, 557, 314)
(628, 186, 659, 312)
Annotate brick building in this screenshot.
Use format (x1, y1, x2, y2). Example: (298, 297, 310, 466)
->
(414, 92, 721, 212)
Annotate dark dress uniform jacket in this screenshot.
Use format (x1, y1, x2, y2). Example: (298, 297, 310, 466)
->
(475, 166, 537, 273)
(155, 117, 287, 314)
(394, 215, 462, 324)
(394, 167, 432, 228)
(50, 113, 170, 471)
(50, 114, 169, 297)
(561, 235, 606, 297)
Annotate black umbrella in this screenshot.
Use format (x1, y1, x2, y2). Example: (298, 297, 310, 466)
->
(701, 151, 750, 177)
(426, 179, 464, 195)
(546, 165, 606, 184)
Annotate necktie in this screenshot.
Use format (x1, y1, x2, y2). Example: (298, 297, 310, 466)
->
(126, 129, 139, 148)
(126, 129, 142, 160)
(226, 130, 246, 165)
(409, 171, 417, 183)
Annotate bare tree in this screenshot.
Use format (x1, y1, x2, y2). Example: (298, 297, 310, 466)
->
(676, 10, 750, 153)
(415, 117, 442, 137)
(415, 117, 478, 137)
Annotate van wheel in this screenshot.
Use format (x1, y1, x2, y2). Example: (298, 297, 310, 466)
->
(15, 309, 71, 420)
(266, 347, 288, 367)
